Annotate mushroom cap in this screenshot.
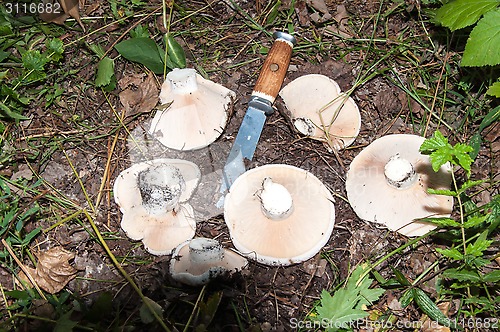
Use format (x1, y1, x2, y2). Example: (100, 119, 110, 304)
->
(149, 68, 236, 151)
(170, 237, 248, 286)
(345, 134, 454, 237)
(121, 204, 196, 255)
(279, 74, 361, 150)
(113, 159, 200, 255)
(224, 164, 336, 266)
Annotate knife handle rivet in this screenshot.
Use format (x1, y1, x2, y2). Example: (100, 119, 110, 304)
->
(270, 63, 279, 72)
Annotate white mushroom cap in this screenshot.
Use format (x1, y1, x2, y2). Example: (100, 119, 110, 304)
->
(148, 68, 236, 151)
(121, 204, 196, 255)
(170, 237, 248, 286)
(224, 164, 336, 266)
(279, 74, 361, 151)
(113, 159, 201, 255)
(345, 134, 454, 237)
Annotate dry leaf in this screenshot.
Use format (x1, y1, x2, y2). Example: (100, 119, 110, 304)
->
(295, 0, 310, 27)
(307, 0, 330, 14)
(20, 247, 78, 294)
(39, 0, 85, 31)
(119, 73, 159, 117)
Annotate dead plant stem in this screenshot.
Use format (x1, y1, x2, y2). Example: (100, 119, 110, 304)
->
(83, 210, 171, 332)
(1, 239, 47, 301)
(94, 107, 124, 213)
(183, 285, 206, 332)
(423, 52, 449, 137)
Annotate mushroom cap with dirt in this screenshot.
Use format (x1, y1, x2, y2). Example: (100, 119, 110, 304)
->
(113, 158, 201, 255)
(345, 134, 454, 237)
(279, 74, 361, 151)
(224, 164, 336, 266)
(170, 237, 248, 286)
(148, 68, 236, 151)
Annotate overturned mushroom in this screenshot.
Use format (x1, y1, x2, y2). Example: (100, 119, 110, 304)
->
(345, 134, 454, 237)
(170, 237, 248, 286)
(279, 74, 361, 151)
(113, 159, 201, 255)
(149, 68, 236, 150)
(224, 164, 335, 266)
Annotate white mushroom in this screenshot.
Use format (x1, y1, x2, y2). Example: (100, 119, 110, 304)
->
(149, 68, 236, 151)
(279, 74, 361, 151)
(113, 159, 201, 255)
(345, 134, 454, 237)
(170, 237, 248, 286)
(224, 164, 336, 266)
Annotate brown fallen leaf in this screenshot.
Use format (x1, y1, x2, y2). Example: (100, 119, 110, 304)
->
(307, 0, 330, 14)
(39, 0, 85, 31)
(119, 73, 159, 117)
(20, 247, 78, 294)
(295, 0, 310, 27)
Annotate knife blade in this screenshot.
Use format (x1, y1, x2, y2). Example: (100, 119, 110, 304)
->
(218, 31, 296, 203)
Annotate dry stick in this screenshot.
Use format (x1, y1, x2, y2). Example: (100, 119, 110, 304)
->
(298, 256, 321, 310)
(0, 282, 12, 318)
(106, 136, 114, 227)
(104, 92, 146, 158)
(380, 106, 406, 137)
(1, 239, 47, 301)
(83, 210, 171, 332)
(93, 106, 125, 213)
(16, 129, 96, 141)
(423, 52, 450, 137)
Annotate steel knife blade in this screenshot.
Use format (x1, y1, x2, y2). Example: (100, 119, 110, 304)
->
(218, 31, 296, 205)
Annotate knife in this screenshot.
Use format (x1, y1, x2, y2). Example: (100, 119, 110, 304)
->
(218, 31, 296, 203)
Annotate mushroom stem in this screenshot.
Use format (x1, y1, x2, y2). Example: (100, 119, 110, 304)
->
(384, 154, 417, 189)
(259, 178, 294, 220)
(167, 68, 198, 95)
(189, 238, 224, 263)
(138, 164, 185, 215)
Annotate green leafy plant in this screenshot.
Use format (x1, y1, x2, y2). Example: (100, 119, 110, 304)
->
(419, 130, 500, 319)
(379, 266, 458, 329)
(0, 177, 42, 258)
(310, 264, 384, 331)
(114, 32, 186, 75)
(89, 43, 117, 91)
(434, 0, 500, 97)
(0, 8, 65, 120)
(92, 26, 187, 90)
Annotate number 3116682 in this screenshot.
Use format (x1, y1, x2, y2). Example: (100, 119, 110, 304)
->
(5, 2, 62, 14)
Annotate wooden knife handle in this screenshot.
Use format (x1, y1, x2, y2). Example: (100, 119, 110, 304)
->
(251, 32, 296, 104)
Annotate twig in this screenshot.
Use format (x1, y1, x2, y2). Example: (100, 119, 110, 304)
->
(423, 52, 450, 137)
(1, 239, 47, 301)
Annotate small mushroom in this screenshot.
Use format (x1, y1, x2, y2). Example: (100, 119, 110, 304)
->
(224, 164, 336, 266)
(170, 237, 248, 286)
(345, 134, 454, 237)
(279, 74, 361, 151)
(113, 159, 201, 255)
(148, 68, 236, 151)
